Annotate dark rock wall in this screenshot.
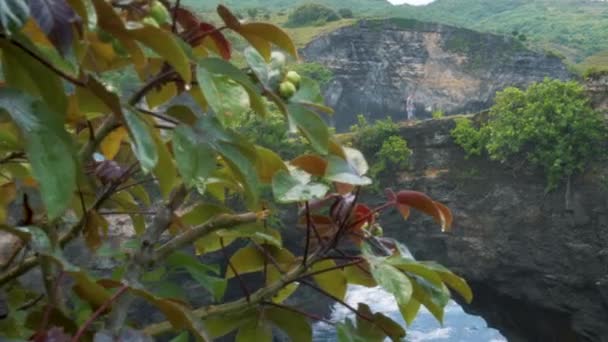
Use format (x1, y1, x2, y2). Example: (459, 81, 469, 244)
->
(302, 19, 573, 131)
(374, 117, 608, 341)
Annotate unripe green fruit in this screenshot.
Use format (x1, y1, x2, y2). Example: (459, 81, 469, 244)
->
(285, 71, 301, 88)
(142, 16, 160, 28)
(149, 1, 171, 25)
(279, 81, 297, 99)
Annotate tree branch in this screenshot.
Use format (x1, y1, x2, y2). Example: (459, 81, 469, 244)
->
(262, 301, 334, 325)
(72, 284, 129, 342)
(154, 211, 262, 261)
(142, 250, 323, 336)
(221, 237, 250, 302)
(0, 34, 87, 87)
(78, 116, 121, 162)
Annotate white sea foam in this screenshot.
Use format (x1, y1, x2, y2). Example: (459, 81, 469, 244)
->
(408, 327, 453, 341)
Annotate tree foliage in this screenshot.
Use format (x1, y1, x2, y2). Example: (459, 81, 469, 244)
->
(0, 1, 469, 341)
(286, 3, 340, 27)
(452, 79, 607, 189)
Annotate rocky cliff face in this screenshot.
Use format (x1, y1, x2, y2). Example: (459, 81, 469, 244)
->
(375, 116, 608, 342)
(302, 19, 573, 130)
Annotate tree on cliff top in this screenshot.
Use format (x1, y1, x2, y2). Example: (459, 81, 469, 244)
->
(0, 1, 470, 340)
(452, 78, 607, 191)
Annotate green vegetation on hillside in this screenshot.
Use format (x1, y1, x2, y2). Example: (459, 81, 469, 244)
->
(286, 3, 341, 27)
(184, 0, 608, 63)
(452, 79, 607, 189)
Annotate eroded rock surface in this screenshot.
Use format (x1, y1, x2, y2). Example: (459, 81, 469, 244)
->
(302, 19, 572, 130)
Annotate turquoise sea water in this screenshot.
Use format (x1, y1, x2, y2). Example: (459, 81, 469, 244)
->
(313, 285, 506, 342)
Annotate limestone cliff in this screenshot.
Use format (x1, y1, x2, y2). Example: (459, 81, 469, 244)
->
(376, 116, 608, 342)
(302, 19, 573, 130)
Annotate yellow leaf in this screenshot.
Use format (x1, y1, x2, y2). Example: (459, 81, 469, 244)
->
(310, 260, 347, 300)
(240, 32, 271, 61)
(84, 209, 109, 251)
(239, 23, 298, 59)
(146, 83, 177, 109)
(129, 26, 192, 84)
(91, 0, 146, 71)
(255, 146, 287, 183)
(100, 127, 127, 160)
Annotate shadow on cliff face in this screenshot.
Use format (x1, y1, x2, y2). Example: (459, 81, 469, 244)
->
(372, 116, 608, 342)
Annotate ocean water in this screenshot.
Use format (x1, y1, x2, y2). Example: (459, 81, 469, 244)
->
(313, 285, 506, 342)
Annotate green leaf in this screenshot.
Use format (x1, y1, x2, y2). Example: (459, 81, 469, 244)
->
(165, 253, 225, 301)
(205, 311, 254, 339)
(344, 263, 376, 288)
(398, 298, 420, 326)
(387, 258, 443, 288)
(272, 169, 329, 203)
(129, 25, 191, 84)
(410, 277, 450, 325)
(0, 37, 67, 115)
(336, 319, 367, 342)
(370, 262, 412, 306)
(244, 47, 269, 85)
(310, 260, 347, 301)
(199, 58, 267, 117)
(0, 89, 76, 219)
(172, 125, 216, 187)
(124, 109, 158, 172)
(290, 77, 333, 113)
(0, 0, 29, 33)
(325, 156, 372, 186)
(287, 103, 329, 154)
(235, 317, 272, 342)
(420, 261, 473, 303)
(150, 125, 178, 199)
(266, 306, 312, 342)
(168, 332, 189, 342)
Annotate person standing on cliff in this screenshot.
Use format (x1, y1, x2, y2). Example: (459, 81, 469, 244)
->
(406, 94, 415, 121)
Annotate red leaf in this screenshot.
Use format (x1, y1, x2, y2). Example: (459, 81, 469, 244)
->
(395, 190, 452, 231)
(173, 7, 200, 31)
(196, 22, 231, 60)
(217, 5, 241, 29)
(290, 154, 327, 176)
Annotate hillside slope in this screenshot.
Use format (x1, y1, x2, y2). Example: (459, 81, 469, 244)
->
(184, 0, 608, 62)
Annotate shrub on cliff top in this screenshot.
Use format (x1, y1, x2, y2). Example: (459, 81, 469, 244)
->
(0, 1, 468, 340)
(451, 78, 607, 190)
(286, 3, 340, 27)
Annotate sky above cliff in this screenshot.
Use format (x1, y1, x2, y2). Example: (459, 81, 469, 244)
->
(388, 0, 435, 5)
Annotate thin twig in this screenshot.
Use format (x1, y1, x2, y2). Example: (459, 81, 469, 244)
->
(221, 238, 250, 303)
(114, 178, 155, 192)
(136, 107, 180, 125)
(250, 239, 284, 275)
(71, 284, 129, 342)
(128, 70, 177, 106)
(262, 301, 334, 325)
(303, 201, 312, 265)
(0, 34, 87, 87)
(296, 259, 363, 280)
(300, 279, 372, 322)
